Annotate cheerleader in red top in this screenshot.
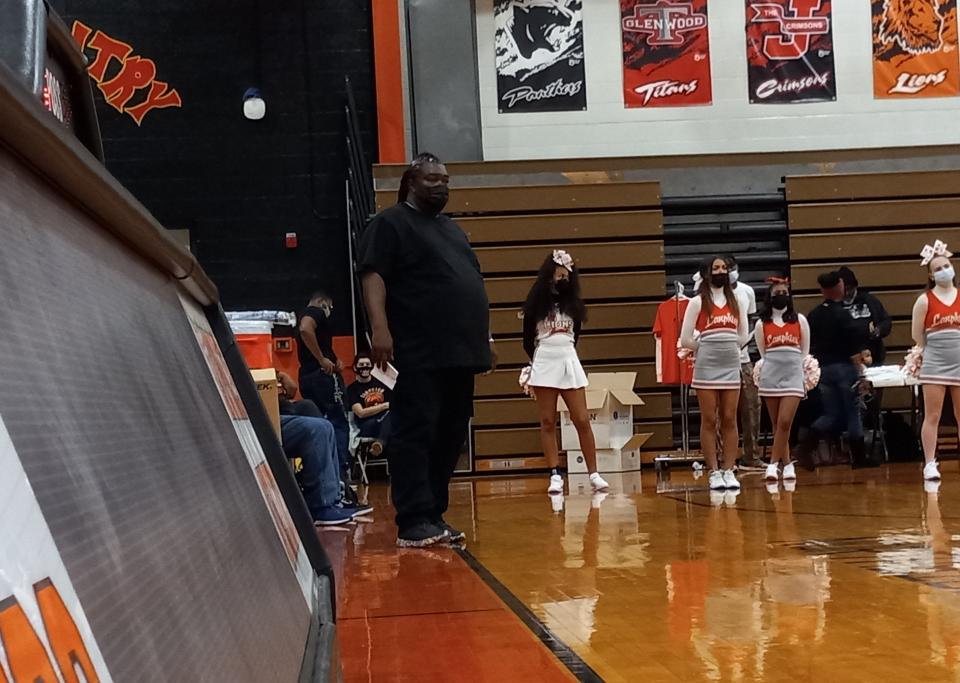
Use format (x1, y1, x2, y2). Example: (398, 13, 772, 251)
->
(680, 256, 749, 491)
(755, 278, 810, 484)
(912, 241, 960, 481)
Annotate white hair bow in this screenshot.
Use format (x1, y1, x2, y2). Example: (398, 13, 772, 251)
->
(692, 271, 703, 292)
(920, 240, 953, 266)
(552, 249, 574, 270)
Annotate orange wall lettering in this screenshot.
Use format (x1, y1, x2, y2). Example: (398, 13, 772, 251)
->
(0, 596, 61, 682)
(0, 580, 101, 682)
(72, 21, 182, 125)
(34, 580, 100, 683)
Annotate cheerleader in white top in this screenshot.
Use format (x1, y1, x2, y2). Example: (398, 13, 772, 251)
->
(680, 256, 750, 491)
(911, 241, 960, 481)
(523, 251, 609, 494)
(754, 278, 810, 483)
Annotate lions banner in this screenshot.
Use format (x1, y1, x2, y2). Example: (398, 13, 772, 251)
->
(620, 0, 713, 108)
(495, 0, 587, 113)
(872, 0, 960, 98)
(745, 0, 836, 103)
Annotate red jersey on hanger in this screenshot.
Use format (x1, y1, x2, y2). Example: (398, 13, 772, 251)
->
(653, 297, 693, 385)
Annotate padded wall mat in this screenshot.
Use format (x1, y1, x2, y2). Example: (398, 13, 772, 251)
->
(0, 146, 310, 680)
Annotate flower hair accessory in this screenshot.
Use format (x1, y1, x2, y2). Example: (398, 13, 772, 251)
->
(920, 240, 953, 266)
(552, 249, 574, 270)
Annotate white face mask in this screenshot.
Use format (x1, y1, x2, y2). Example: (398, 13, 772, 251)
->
(934, 266, 956, 286)
(729, 269, 739, 285)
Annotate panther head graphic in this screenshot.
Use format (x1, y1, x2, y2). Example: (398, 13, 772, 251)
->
(878, 0, 944, 54)
(510, 2, 574, 59)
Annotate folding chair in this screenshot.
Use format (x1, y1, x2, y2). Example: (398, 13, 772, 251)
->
(348, 413, 389, 485)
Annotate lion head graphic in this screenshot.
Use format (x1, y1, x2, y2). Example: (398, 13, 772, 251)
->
(879, 0, 945, 54)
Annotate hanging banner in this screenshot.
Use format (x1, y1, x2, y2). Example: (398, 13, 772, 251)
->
(745, 0, 837, 103)
(872, 0, 960, 98)
(495, 0, 587, 113)
(620, 0, 713, 108)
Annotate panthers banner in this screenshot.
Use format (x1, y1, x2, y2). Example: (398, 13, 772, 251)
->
(745, 0, 836, 103)
(494, 0, 587, 113)
(872, 0, 960, 98)
(620, 0, 713, 108)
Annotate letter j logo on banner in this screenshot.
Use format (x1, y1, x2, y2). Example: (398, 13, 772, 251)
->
(745, 0, 837, 103)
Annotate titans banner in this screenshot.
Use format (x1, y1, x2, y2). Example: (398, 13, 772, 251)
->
(872, 0, 960, 99)
(494, 0, 587, 113)
(620, 0, 713, 108)
(745, 0, 836, 103)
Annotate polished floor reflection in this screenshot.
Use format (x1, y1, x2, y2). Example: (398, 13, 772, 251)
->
(324, 463, 960, 682)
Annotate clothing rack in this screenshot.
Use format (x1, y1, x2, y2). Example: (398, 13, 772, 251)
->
(654, 281, 703, 473)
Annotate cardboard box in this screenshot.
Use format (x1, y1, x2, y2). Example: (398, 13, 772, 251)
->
(251, 368, 281, 439)
(567, 433, 653, 473)
(559, 372, 646, 451)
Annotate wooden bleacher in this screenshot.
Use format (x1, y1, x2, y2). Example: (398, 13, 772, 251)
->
(785, 168, 960, 426)
(374, 176, 671, 473)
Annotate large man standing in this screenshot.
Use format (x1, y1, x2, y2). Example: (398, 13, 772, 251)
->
(359, 153, 495, 548)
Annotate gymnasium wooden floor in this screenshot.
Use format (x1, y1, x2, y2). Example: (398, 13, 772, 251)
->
(321, 463, 960, 682)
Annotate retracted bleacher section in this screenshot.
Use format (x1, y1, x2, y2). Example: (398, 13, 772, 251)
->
(785, 169, 960, 447)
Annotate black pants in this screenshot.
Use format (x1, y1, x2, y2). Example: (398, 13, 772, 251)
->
(388, 369, 474, 531)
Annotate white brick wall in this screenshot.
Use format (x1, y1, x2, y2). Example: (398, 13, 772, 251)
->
(475, 0, 960, 160)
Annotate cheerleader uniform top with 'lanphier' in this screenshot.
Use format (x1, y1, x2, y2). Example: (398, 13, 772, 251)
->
(921, 289, 960, 386)
(681, 294, 747, 391)
(523, 306, 588, 390)
(756, 315, 808, 398)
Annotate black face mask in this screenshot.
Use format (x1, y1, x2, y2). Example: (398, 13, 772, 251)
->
(555, 279, 571, 295)
(771, 294, 790, 310)
(710, 273, 729, 288)
(413, 186, 449, 214)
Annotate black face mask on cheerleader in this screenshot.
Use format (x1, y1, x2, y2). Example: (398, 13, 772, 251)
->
(710, 273, 729, 288)
(555, 279, 571, 294)
(771, 294, 790, 310)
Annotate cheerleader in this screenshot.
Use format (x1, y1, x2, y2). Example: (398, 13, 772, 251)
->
(754, 278, 809, 483)
(680, 256, 750, 490)
(911, 241, 960, 481)
(523, 250, 609, 494)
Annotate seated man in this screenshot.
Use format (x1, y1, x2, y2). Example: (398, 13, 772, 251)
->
(345, 352, 392, 456)
(276, 372, 372, 524)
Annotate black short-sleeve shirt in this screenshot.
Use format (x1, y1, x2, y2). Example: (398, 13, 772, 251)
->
(298, 306, 337, 374)
(345, 378, 392, 424)
(358, 203, 491, 372)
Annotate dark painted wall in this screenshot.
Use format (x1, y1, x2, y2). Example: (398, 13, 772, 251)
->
(52, 0, 377, 334)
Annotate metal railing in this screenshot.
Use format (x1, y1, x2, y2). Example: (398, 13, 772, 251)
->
(344, 76, 375, 350)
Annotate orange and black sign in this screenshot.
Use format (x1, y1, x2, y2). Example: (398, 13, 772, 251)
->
(71, 21, 182, 124)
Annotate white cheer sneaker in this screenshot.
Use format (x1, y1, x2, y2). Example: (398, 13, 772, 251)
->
(547, 474, 564, 494)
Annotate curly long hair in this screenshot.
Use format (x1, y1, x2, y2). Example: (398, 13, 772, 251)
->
(698, 255, 739, 319)
(522, 253, 586, 326)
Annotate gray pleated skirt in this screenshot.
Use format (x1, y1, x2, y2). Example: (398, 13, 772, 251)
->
(692, 333, 741, 391)
(758, 347, 804, 398)
(921, 330, 960, 387)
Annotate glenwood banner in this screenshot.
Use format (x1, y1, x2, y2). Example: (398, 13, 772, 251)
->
(745, 0, 836, 103)
(620, 0, 713, 108)
(495, 0, 587, 113)
(872, 0, 960, 98)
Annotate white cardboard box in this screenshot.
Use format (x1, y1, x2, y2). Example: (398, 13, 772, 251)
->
(567, 433, 653, 473)
(559, 372, 646, 451)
